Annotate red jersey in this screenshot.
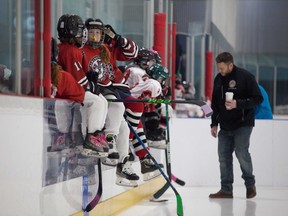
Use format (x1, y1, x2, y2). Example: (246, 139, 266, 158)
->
(82, 38, 138, 87)
(58, 43, 88, 88)
(52, 70, 85, 103)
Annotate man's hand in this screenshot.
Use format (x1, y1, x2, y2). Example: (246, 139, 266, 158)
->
(225, 99, 237, 110)
(211, 126, 218, 138)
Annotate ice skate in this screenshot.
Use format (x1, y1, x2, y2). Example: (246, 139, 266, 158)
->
(102, 134, 119, 166)
(146, 128, 167, 149)
(81, 132, 109, 158)
(116, 156, 139, 187)
(140, 154, 163, 181)
(70, 131, 85, 155)
(47, 133, 71, 157)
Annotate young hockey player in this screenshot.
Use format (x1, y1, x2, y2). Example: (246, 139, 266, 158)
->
(56, 14, 109, 158)
(125, 48, 171, 149)
(81, 18, 139, 186)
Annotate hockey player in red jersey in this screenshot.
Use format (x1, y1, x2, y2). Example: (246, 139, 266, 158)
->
(82, 18, 139, 186)
(104, 29, 165, 182)
(56, 14, 109, 159)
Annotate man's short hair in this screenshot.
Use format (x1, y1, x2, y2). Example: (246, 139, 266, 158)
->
(216, 52, 234, 64)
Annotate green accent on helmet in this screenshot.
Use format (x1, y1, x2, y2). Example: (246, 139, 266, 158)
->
(147, 63, 169, 80)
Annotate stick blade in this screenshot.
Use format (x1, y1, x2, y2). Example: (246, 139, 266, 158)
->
(200, 103, 213, 117)
(176, 194, 184, 216)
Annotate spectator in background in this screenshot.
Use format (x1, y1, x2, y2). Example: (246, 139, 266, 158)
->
(254, 84, 273, 119)
(0, 64, 12, 93)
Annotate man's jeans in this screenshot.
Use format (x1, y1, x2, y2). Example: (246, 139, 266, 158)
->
(218, 126, 255, 192)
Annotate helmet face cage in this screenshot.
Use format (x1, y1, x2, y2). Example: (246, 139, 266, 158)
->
(85, 18, 105, 48)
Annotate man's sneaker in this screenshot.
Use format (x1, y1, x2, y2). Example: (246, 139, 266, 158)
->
(116, 156, 139, 187)
(102, 134, 119, 166)
(209, 190, 233, 198)
(81, 132, 109, 158)
(140, 154, 163, 181)
(246, 186, 256, 199)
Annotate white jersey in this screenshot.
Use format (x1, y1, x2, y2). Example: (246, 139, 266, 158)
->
(124, 65, 162, 99)
(125, 66, 147, 88)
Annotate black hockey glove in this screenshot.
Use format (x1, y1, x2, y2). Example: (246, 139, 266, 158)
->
(86, 70, 99, 82)
(104, 24, 124, 47)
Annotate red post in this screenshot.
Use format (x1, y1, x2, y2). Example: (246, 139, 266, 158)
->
(171, 23, 177, 103)
(205, 51, 214, 102)
(153, 13, 166, 67)
(33, 0, 40, 96)
(43, 0, 51, 97)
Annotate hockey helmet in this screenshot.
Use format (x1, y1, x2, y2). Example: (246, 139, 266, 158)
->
(147, 63, 169, 87)
(85, 18, 105, 48)
(57, 14, 84, 39)
(150, 49, 162, 64)
(135, 47, 155, 68)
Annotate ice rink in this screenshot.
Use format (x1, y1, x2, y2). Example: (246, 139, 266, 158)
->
(119, 186, 288, 216)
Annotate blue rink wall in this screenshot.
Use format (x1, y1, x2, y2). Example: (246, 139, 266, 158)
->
(0, 95, 288, 216)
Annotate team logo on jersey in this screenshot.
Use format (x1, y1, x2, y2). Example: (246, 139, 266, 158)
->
(229, 80, 236, 89)
(89, 56, 113, 81)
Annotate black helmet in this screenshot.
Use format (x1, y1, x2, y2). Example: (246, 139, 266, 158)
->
(85, 18, 104, 30)
(57, 14, 84, 38)
(135, 47, 154, 68)
(85, 18, 105, 48)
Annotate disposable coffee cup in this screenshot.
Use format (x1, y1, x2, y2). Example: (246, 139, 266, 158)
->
(225, 92, 234, 101)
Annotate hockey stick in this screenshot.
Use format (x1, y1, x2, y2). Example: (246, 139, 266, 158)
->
(152, 104, 185, 201)
(107, 98, 213, 117)
(84, 159, 103, 212)
(82, 175, 89, 216)
(171, 174, 185, 186)
(128, 123, 183, 216)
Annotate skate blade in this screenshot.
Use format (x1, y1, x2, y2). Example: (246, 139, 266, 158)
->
(148, 145, 167, 150)
(150, 196, 168, 202)
(77, 157, 98, 166)
(143, 170, 161, 181)
(81, 149, 108, 158)
(101, 158, 118, 167)
(61, 148, 76, 157)
(115, 177, 138, 187)
(148, 141, 167, 150)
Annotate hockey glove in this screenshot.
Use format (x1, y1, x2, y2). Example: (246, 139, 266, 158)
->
(104, 24, 124, 47)
(86, 70, 99, 82)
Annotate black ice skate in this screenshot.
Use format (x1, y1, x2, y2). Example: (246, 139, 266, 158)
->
(116, 156, 139, 187)
(140, 154, 163, 181)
